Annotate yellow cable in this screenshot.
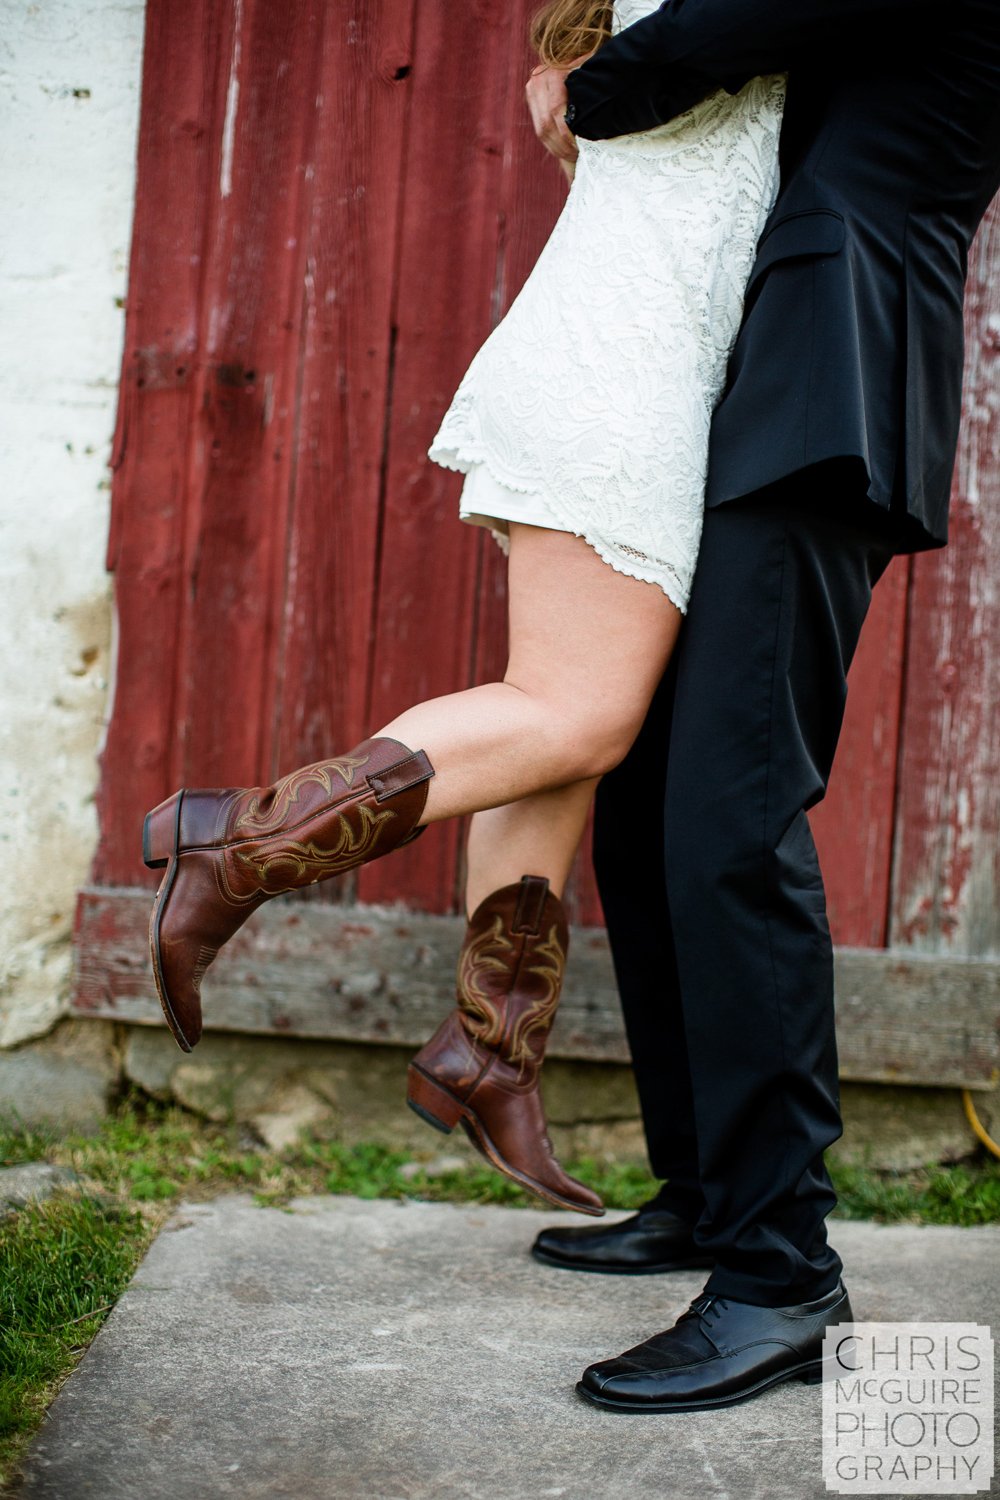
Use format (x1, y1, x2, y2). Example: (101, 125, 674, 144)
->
(962, 1088, 1000, 1160)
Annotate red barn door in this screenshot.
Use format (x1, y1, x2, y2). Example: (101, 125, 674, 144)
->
(73, 0, 999, 1071)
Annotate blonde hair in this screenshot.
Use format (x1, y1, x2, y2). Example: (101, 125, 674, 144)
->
(529, 0, 614, 68)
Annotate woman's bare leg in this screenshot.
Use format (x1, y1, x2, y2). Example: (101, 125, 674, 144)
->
(403, 528, 679, 1214)
(150, 525, 682, 1064)
(379, 523, 682, 824)
(464, 779, 597, 916)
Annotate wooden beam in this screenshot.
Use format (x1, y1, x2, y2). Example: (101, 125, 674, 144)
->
(72, 888, 1000, 1089)
(832, 949, 999, 1089)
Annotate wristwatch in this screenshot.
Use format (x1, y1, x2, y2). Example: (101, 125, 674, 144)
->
(565, 100, 577, 125)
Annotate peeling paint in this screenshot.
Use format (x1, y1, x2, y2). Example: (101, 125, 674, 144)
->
(0, 1, 144, 1045)
(889, 205, 1000, 960)
(219, 0, 243, 200)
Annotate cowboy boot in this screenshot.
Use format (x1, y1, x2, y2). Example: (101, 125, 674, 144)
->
(407, 875, 605, 1216)
(143, 736, 433, 1053)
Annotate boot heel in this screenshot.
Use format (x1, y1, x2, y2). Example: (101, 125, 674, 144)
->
(407, 1065, 463, 1134)
(143, 791, 184, 869)
(798, 1363, 824, 1385)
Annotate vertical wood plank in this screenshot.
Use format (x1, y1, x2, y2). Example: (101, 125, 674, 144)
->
(95, 0, 229, 888)
(890, 203, 1000, 955)
(358, 0, 523, 911)
(810, 559, 911, 948)
(171, 0, 326, 789)
(272, 0, 416, 789)
(97, 0, 327, 885)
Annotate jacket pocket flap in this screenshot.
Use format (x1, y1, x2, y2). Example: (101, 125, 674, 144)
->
(747, 210, 846, 291)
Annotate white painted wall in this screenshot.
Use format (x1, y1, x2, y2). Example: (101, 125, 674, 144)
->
(0, 1, 145, 1046)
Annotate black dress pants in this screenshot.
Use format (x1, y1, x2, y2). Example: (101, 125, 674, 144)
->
(593, 486, 895, 1307)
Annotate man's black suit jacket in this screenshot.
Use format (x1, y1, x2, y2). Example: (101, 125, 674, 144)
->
(565, 0, 1000, 549)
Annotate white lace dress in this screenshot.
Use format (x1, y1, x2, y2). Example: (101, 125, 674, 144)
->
(427, 0, 785, 610)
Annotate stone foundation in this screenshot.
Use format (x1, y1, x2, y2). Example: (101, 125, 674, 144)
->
(0, 1020, 120, 1134)
(1, 1018, 995, 1174)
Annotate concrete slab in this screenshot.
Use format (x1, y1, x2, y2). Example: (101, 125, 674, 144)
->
(15, 1199, 1000, 1500)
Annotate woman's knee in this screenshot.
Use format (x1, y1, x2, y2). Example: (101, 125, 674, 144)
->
(503, 666, 655, 783)
(551, 707, 644, 781)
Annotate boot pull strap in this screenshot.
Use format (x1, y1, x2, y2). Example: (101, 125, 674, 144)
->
(367, 750, 435, 802)
(512, 874, 550, 934)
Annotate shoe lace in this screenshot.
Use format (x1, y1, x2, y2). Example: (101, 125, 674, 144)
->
(683, 1293, 730, 1325)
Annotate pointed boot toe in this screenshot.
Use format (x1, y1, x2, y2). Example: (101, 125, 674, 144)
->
(408, 876, 604, 1216)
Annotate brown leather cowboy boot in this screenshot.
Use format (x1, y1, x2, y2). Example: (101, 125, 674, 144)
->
(407, 876, 604, 1216)
(143, 737, 433, 1053)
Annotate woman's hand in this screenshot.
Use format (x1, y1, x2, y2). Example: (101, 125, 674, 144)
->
(525, 56, 591, 164)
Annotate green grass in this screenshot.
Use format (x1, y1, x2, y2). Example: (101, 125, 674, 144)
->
(828, 1157, 1000, 1226)
(0, 1095, 998, 1490)
(0, 1101, 663, 1215)
(0, 1194, 152, 1488)
(4, 1097, 998, 1221)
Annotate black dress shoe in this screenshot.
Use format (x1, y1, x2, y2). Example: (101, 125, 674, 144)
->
(532, 1208, 715, 1274)
(578, 1280, 853, 1412)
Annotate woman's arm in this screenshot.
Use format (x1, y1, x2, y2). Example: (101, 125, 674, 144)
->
(564, 0, 933, 140)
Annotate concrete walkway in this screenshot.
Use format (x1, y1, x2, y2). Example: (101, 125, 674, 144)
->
(15, 1197, 1000, 1500)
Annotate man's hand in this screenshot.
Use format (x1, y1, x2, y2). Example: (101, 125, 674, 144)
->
(525, 58, 591, 163)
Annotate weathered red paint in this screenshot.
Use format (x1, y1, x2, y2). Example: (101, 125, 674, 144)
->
(809, 558, 911, 949)
(890, 200, 1000, 955)
(88, 1, 998, 984)
(359, 1, 535, 911)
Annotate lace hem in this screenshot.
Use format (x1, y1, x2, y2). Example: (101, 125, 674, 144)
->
(422, 58, 785, 623)
(431, 440, 694, 612)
